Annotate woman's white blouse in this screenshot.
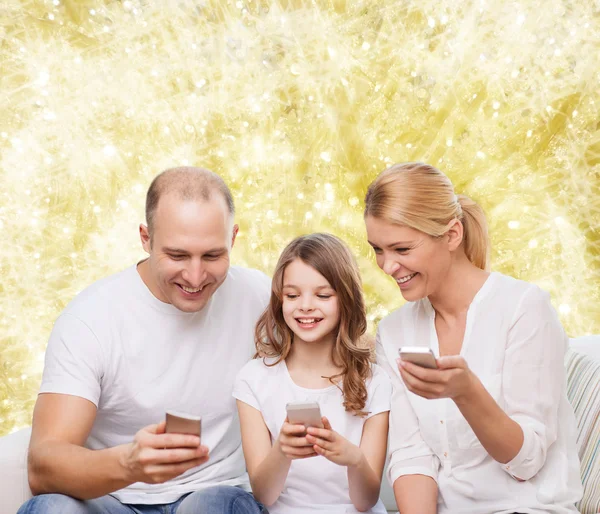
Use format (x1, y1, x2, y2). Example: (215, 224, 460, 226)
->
(377, 272, 582, 514)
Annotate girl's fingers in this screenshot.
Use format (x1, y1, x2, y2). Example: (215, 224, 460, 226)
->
(306, 427, 334, 441)
(282, 423, 307, 436)
(280, 435, 312, 447)
(322, 417, 333, 431)
(293, 451, 317, 460)
(306, 434, 332, 450)
(313, 445, 330, 458)
(282, 445, 317, 457)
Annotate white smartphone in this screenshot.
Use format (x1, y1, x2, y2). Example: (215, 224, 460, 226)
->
(285, 401, 324, 429)
(165, 411, 202, 440)
(398, 346, 438, 369)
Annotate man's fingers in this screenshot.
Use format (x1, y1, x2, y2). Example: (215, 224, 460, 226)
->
(161, 446, 208, 464)
(141, 446, 208, 465)
(152, 433, 202, 449)
(144, 456, 209, 483)
(143, 421, 164, 435)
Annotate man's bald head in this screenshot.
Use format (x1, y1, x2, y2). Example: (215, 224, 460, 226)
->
(145, 167, 235, 237)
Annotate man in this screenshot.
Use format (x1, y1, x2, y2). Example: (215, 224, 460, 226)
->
(18, 167, 270, 514)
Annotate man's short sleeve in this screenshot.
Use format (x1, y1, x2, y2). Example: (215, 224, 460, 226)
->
(40, 313, 104, 406)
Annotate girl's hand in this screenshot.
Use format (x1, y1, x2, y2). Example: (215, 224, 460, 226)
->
(398, 355, 476, 404)
(305, 417, 363, 467)
(277, 418, 318, 460)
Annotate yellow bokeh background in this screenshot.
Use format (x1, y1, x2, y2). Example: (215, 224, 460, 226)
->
(1, 0, 599, 436)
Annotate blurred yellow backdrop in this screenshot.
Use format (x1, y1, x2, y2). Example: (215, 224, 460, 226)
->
(1, 0, 599, 436)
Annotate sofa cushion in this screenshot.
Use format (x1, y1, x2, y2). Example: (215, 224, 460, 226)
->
(566, 349, 600, 514)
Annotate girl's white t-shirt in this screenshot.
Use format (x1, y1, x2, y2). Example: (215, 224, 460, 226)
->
(233, 358, 392, 513)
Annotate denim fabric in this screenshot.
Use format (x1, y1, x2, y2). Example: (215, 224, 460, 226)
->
(17, 485, 267, 514)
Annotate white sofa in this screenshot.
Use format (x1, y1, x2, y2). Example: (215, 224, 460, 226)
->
(1, 336, 599, 514)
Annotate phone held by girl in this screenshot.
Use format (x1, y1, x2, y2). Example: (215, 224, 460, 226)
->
(233, 233, 391, 513)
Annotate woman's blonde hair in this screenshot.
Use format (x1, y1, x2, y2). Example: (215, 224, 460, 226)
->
(364, 162, 490, 270)
(255, 233, 372, 416)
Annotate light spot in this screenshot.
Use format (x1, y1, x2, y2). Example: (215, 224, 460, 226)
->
(103, 145, 116, 157)
(559, 304, 571, 315)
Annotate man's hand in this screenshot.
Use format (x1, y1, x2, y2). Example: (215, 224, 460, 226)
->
(306, 417, 363, 467)
(276, 417, 318, 460)
(398, 355, 477, 404)
(120, 421, 209, 484)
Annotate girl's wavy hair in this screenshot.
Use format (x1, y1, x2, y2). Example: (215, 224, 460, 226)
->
(255, 233, 372, 416)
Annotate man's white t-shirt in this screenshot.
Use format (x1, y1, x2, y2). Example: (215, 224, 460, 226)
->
(40, 264, 270, 504)
(233, 358, 392, 513)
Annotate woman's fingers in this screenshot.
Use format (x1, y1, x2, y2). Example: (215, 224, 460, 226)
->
(399, 359, 444, 383)
(400, 367, 444, 396)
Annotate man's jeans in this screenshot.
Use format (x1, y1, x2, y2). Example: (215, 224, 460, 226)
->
(17, 486, 268, 514)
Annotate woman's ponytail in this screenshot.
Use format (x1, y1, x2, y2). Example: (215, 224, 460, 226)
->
(457, 194, 489, 271)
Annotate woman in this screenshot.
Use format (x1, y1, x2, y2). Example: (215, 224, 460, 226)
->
(364, 162, 582, 513)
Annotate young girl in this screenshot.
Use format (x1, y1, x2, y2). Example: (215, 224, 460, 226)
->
(232, 233, 391, 513)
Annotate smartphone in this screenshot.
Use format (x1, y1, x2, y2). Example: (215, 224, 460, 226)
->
(398, 346, 438, 369)
(286, 401, 324, 429)
(165, 411, 202, 439)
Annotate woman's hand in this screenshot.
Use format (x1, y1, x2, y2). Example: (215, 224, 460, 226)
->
(398, 355, 477, 404)
(305, 417, 364, 467)
(276, 418, 318, 460)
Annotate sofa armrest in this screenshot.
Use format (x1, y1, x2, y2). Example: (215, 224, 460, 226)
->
(569, 336, 600, 362)
(0, 427, 33, 514)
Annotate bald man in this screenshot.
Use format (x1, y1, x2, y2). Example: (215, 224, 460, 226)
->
(19, 168, 270, 514)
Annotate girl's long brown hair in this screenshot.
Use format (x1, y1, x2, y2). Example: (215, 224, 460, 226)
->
(255, 233, 372, 416)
